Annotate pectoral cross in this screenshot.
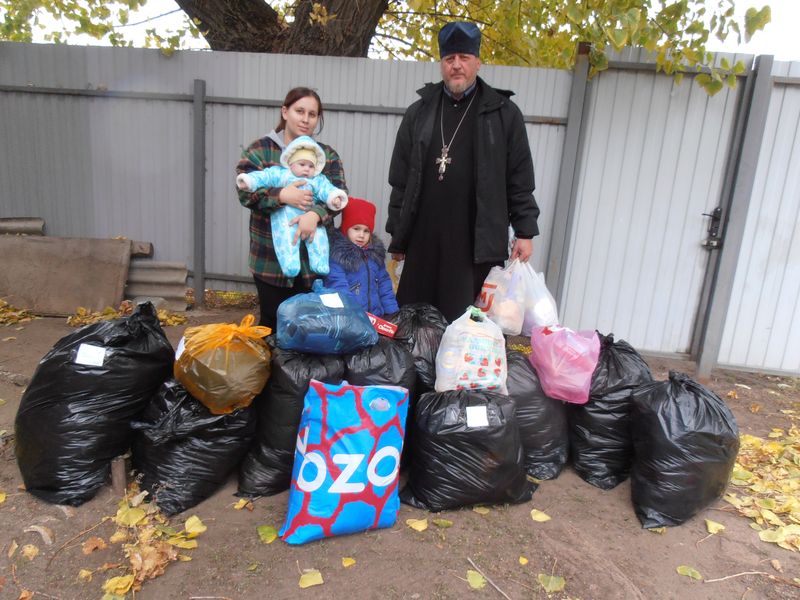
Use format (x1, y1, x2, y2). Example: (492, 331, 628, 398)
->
(436, 145, 451, 181)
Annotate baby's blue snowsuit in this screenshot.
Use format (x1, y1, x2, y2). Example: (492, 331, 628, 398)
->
(236, 135, 347, 277)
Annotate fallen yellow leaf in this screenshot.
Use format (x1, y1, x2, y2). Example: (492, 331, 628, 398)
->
(749, 403, 761, 413)
(115, 505, 146, 527)
(771, 559, 783, 572)
(519, 556, 529, 565)
(676, 565, 703, 580)
(177, 554, 192, 562)
(167, 537, 197, 549)
(406, 518, 428, 532)
(102, 574, 135, 595)
(342, 557, 356, 568)
(257, 525, 277, 544)
(184, 515, 207, 537)
(472, 506, 491, 515)
(726, 390, 738, 399)
(77, 569, 93, 582)
(234, 498, 254, 511)
(0, 491, 6, 504)
(467, 569, 486, 589)
(21, 544, 39, 561)
(109, 530, 129, 544)
(17, 590, 33, 600)
(299, 569, 324, 589)
(7, 539, 18, 558)
(705, 520, 725, 534)
(648, 527, 666, 534)
(537, 573, 566, 592)
(530, 509, 551, 522)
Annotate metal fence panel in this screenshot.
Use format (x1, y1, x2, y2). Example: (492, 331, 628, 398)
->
(560, 68, 740, 353)
(718, 60, 800, 374)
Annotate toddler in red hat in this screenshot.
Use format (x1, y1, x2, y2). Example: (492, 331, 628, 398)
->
(323, 197, 399, 316)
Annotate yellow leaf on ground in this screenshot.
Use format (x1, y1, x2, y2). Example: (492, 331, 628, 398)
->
(247, 563, 259, 572)
(519, 556, 529, 565)
(234, 498, 254, 511)
(167, 537, 198, 549)
(530, 509, 551, 522)
(771, 559, 783, 572)
(406, 518, 428, 532)
(749, 403, 761, 413)
(17, 590, 33, 600)
(257, 525, 278, 544)
(184, 515, 207, 537)
(7, 540, 18, 558)
(705, 520, 725, 534)
(472, 506, 491, 515)
(537, 574, 566, 592)
(432, 518, 453, 528)
(0, 491, 6, 504)
(648, 527, 666, 534)
(299, 569, 324, 588)
(676, 565, 703, 580)
(726, 390, 738, 399)
(21, 544, 39, 561)
(177, 554, 192, 562)
(467, 569, 486, 589)
(102, 574, 135, 595)
(77, 569, 93, 582)
(109, 530, 129, 544)
(115, 505, 146, 527)
(82, 536, 107, 554)
(342, 557, 356, 568)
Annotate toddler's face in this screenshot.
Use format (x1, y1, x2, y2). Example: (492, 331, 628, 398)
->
(347, 224, 371, 247)
(290, 159, 315, 178)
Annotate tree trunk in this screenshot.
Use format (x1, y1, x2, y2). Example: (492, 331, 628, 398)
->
(175, 0, 389, 57)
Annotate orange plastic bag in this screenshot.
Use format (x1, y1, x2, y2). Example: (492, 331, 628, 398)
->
(174, 315, 272, 414)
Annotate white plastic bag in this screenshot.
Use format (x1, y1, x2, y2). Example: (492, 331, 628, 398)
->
(475, 260, 525, 335)
(519, 263, 559, 336)
(435, 307, 508, 394)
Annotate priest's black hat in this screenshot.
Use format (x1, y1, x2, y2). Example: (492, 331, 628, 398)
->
(438, 22, 481, 59)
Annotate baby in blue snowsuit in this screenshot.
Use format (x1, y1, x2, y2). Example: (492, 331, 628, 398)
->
(236, 135, 348, 277)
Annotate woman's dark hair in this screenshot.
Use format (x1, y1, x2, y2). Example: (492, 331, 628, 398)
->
(276, 87, 324, 135)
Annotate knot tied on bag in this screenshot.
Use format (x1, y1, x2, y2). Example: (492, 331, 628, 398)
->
(183, 315, 272, 356)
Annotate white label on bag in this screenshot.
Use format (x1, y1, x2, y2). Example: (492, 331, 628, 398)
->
(75, 343, 106, 367)
(320, 293, 344, 308)
(466, 405, 489, 428)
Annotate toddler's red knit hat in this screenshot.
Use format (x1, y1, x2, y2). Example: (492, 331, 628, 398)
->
(340, 197, 376, 233)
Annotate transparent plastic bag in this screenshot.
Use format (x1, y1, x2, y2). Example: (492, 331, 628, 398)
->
(476, 260, 526, 335)
(528, 325, 600, 404)
(174, 314, 272, 415)
(519, 263, 559, 336)
(435, 307, 507, 394)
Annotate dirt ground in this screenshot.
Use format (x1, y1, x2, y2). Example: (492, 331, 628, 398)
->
(1, 308, 798, 600)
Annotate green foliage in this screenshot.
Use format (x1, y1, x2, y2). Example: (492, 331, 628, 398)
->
(0, 1, 772, 95)
(377, 0, 772, 94)
(0, 0, 202, 51)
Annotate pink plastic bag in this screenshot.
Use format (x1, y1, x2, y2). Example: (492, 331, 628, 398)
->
(528, 325, 600, 404)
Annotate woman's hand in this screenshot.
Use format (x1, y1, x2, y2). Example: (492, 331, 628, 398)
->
(279, 180, 313, 210)
(290, 211, 322, 245)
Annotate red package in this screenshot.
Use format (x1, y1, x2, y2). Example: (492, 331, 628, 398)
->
(367, 312, 397, 338)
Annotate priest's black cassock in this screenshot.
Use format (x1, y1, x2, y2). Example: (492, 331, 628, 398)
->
(396, 87, 501, 323)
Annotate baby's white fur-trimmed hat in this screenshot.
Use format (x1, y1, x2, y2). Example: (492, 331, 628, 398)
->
(280, 135, 327, 176)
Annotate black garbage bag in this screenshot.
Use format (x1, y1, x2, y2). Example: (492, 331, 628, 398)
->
(630, 371, 739, 528)
(238, 348, 345, 497)
(15, 302, 174, 505)
(344, 336, 416, 391)
(400, 389, 534, 511)
(131, 379, 256, 516)
(387, 303, 448, 393)
(569, 333, 653, 490)
(506, 351, 568, 479)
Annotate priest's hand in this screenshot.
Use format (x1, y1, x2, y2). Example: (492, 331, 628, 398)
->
(510, 238, 533, 262)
